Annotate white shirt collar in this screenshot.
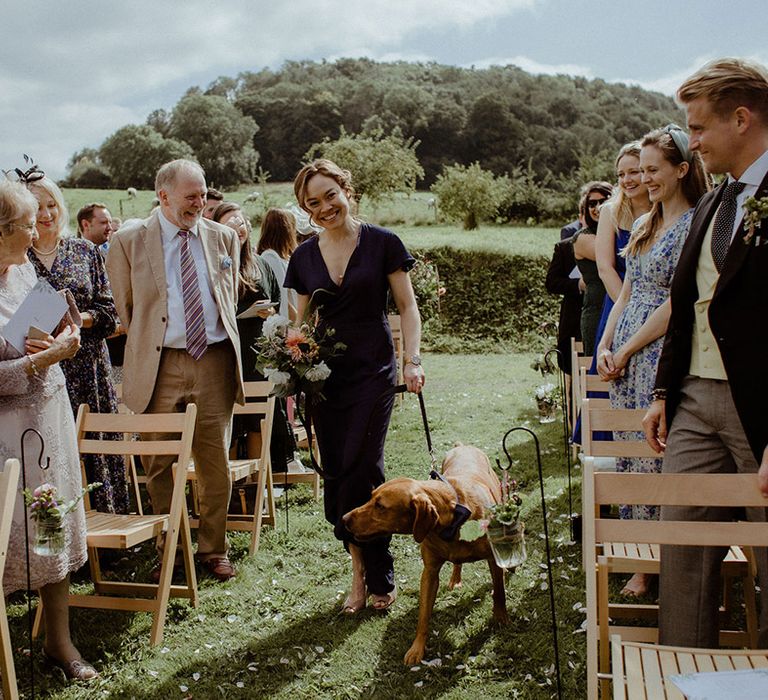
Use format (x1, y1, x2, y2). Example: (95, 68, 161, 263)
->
(158, 209, 199, 239)
(729, 149, 768, 188)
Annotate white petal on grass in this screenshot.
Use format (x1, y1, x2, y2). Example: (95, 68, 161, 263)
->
(147, 670, 159, 677)
(227, 614, 238, 623)
(179, 685, 188, 692)
(192, 672, 201, 681)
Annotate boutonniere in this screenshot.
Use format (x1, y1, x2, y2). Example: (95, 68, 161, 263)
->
(220, 255, 233, 270)
(742, 195, 768, 245)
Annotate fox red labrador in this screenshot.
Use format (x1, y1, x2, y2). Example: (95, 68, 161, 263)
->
(342, 444, 509, 664)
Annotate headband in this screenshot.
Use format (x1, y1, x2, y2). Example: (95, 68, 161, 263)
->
(662, 124, 692, 163)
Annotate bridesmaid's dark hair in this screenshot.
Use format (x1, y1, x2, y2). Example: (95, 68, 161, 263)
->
(293, 159, 359, 220)
(257, 208, 297, 259)
(212, 201, 261, 298)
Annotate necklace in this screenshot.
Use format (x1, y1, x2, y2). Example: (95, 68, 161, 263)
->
(31, 239, 60, 256)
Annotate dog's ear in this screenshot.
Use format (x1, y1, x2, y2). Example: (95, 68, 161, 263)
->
(412, 494, 438, 543)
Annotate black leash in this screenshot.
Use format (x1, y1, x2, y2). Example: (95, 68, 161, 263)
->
(415, 390, 472, 540)
(298, 384, 470, 540)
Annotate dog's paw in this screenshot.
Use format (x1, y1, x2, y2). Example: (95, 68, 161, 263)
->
(447, 579, 463, 591)
(403, 644, 425, 665)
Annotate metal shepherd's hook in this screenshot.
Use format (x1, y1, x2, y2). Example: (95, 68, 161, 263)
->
(20, 427, 50, 700)
(543, 348, 575, 541)
(497, 426, 562, 700)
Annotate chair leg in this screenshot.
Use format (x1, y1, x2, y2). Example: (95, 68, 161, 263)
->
(31, 598, 44, 640)
(597, 558, 612, 699)
(1, 592, 19, 700)
(743, 546, 759, 647)
(179, 509, 199, 609)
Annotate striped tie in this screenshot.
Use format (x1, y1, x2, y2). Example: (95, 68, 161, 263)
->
(178, 230, 207, 360)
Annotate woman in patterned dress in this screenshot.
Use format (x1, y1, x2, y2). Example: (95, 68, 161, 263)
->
(597, 125, 710, 596)
(0, 179, 96, 680)
(26, 176, 127, 514)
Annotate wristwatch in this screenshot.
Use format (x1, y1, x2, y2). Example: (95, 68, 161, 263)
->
(405, 354, 422, 367)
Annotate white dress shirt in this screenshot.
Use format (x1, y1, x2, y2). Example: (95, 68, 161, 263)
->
(158, 211, 228, 349)
(728, 148, 768, 240)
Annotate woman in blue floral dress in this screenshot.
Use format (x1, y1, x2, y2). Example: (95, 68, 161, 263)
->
(597, 125, 710, 596)
(27, 176, 128, 514)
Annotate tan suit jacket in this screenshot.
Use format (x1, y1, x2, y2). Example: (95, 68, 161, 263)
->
(106, 210, 245, 413)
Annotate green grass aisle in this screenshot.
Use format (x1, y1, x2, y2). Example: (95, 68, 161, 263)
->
(6, 353, 587, 699)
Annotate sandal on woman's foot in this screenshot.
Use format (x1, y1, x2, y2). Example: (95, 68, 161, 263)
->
(341, 588, 367, 615)
(371, 584, 397, 611)
(43, 650, 99, 681)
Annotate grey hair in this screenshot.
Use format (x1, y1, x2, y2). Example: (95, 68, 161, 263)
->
(0, 179, 38, 230)
(154, 159, 206, 196)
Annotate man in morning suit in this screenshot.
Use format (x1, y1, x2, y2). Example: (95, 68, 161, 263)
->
(643, 58, 768, 647)
(106, 159, 245, 581)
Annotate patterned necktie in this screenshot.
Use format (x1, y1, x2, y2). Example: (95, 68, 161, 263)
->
(178, 230, 207, 360)
(710, 180, 746, 273)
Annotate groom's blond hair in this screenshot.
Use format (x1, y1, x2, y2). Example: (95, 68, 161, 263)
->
(677, 58, 768, 125)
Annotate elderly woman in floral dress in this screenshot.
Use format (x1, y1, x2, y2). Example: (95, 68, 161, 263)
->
(0, 178, 96, 680)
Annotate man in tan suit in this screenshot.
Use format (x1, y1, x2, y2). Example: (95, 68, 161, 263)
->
(107, 159, 244, 581)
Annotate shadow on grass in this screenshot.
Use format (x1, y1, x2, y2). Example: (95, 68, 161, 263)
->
(113, 602, 360, 699)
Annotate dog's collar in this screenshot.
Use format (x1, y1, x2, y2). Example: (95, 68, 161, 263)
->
(429, 469, 471, 540)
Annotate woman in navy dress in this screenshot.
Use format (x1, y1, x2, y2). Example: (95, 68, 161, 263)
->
(285, 159, 425, 614)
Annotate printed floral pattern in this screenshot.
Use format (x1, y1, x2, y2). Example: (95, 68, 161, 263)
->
(30, 239, 128, 513)
(610, 210, 693, 520)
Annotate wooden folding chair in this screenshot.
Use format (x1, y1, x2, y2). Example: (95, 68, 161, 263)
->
(282, 419, 322, 501)
(188, 380, 277, 556)
(582, 398, 758, 697)
(611, 636, 768, 699)
(35, 405, 199, 647)
(113, 382, 144, 515)
(0, 459, 20, 700)
(581, 466, 768, 698)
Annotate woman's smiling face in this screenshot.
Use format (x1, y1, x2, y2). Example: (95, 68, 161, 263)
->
(30, 185, 60, 238)
(302, 174, 352, 231)
(616, 154, 646, 200)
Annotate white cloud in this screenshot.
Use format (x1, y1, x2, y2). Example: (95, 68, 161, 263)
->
(2, 0, 537, 179)
(466, 55, 595, 78)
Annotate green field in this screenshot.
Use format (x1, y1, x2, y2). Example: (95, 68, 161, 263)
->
(6, 354, 585, 699)
(61, 187, 559, 259)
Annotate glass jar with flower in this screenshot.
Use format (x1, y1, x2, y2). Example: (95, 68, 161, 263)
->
(482, 476, 526, 570)
(534, 382, 559, 423)
(24, 482, 100, 556)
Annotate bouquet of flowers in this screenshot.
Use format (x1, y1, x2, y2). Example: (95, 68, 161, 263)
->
(534, 382, 560, 423)
(24, 481, 101, 556)
(253, 314, 346, 400)
(483, 474, 523, 530)
(743, 194, 768, 245)
(482, 474, 526, 569)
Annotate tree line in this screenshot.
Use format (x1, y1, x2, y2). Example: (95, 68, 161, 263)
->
(65, 58, 682, 215)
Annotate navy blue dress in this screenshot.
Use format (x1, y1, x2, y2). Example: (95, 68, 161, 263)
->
(284, 223, 414, 595)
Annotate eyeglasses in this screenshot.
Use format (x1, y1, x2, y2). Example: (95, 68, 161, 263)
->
(587, 198, 607, 208)
(8, 222, 37, 233)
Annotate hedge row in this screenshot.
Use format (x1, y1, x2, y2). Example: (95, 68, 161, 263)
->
(413, 246, 558, 351)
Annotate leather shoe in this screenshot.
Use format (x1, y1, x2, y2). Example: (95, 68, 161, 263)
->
(43, 650, 99, 681)
(150, 560, 184, 584)
(199, 557, 236, 582)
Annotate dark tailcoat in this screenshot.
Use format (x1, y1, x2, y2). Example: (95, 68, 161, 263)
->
(655, 173, 768, 462)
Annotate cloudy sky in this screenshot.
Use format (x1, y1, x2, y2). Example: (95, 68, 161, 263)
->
(4, 0, 767, 180)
